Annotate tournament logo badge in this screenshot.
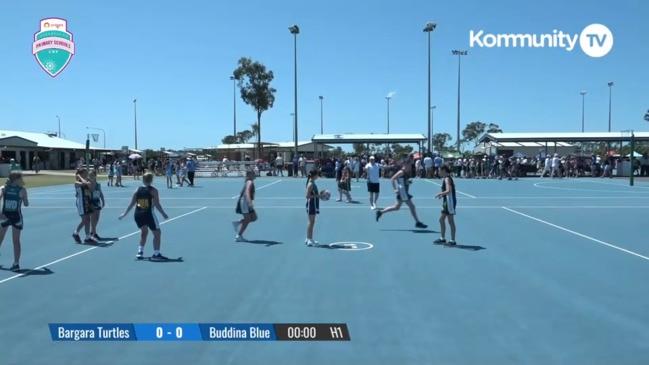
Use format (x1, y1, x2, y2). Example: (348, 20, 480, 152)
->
(32, 18, 76, 77)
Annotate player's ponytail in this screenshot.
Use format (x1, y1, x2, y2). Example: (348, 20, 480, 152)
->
(306, 169, 318, 186)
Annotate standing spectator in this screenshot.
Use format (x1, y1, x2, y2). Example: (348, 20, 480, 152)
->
(186, 157, 196, 186)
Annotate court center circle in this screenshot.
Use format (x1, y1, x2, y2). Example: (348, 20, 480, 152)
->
(327, 242, 373, 251)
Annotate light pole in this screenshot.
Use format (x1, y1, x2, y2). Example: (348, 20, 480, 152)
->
(607, 81, 614, 132)
(289, 25, 300, 159)
(452, 50, 467, 152)
(290, 113, 296, 149)
(431, 106, 436, 153)
(319, 95, 324, 134)
(133, 99, 138, 150)
(424, 22, 437, 154)
(56, 115, 61, 138)
(385, 95, 392, 133)
(580, 91, 586, 132)
(86, 127, 106, 148)
(230, 76, 238, 136)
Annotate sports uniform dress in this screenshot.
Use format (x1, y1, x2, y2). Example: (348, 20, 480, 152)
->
(1, 184, 24, 230)
(441, 176, 457, 215)
(75, 183, 94, 216)
(133, 186, 159, 230)
(306, 182, 319, 215)
(236, 180, 255, 215)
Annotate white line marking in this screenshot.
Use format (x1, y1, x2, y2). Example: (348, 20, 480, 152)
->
(0, 207, 208, 285)
(23, 205, 649, 210)
(501, 207, 649, 262)
(231, 180, 283, 198)
(578, 180, 649, 189)
(32, 195, 649, 201)
(423, 180, 476, 198)
(533, 182, 649, 194)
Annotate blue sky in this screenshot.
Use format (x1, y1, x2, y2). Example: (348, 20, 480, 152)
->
(1, 0, 647, 151)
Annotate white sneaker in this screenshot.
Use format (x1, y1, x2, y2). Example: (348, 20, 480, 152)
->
(370, 204, 376, 210)
(234, 235, 247, 242)
(305, 238, 318, 246)
(231, 221, 240, 233)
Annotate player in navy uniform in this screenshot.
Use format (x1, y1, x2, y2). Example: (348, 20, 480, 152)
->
(434, 165, 457, 245)
(88, 170, 105, 241)
(0, 172, 29, 271)
(305, 169, 325, 246)
(73, 169, 97, 244)
(119, 173, 169, 260)
(375, 156, 427, 229)
(232, 169, 257, 242)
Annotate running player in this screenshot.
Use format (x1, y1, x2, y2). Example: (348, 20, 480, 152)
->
(119, 172, 169, 260)
(88, 170, 105, 241)
(0, 171, 29, 271)
(375, 156, 427, 229)
(73, 169, 97, 244)
(232, 169, 257, 242)
(305, 169, 323, 246)
(434, 165, 457, 245)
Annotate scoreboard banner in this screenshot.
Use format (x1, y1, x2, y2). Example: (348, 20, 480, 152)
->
(49, 323, 351, 341)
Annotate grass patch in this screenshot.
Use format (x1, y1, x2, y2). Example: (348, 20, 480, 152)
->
(22, 174, 107, 188)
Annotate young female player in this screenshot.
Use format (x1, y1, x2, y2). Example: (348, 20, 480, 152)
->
(232, 169, 257, 242)
(434, 165, 457, 245)
(375, 156, 427, 229)
(88, 170, 105, 241)
(337, 164, 353, 202)
(73, 169, 97, 244)
(305, 169, 326, 246)
(107, 162, 115, 186)
(0, 171, 29, 271)
(119, 172, 169, 260)
(165, 159, 174, 188)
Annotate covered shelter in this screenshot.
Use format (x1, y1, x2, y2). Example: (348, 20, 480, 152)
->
(0, 129, 111, 170)
(311, 133, 427, 156)
(478, 132, 649, 156)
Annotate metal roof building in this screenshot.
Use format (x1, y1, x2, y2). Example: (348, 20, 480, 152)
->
(312, 133, 427, 144)
(479, 132, 649, 143)
(0, 129, 104, 150)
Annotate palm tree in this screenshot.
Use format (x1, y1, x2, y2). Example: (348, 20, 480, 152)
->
(250, 123, 260, 140)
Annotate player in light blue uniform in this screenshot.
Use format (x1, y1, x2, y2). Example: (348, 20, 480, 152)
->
(0, 171, 29, 271)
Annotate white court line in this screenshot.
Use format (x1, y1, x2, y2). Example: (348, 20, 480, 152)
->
(0, 207, 208, 285)
(533, 182, 649, 194)
(501, 207, 649, 262)
(578, 180, 649, 189)
(21, 205, 649, 210)
(230, 180, 282, 198)
(33, 196, 649, 200)
(423, 180, 476, 198)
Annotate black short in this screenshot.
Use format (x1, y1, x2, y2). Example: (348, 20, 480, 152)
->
(367, 182, 380, 193)
(134, 212, 159, 231)
(1, 212, 23, 230)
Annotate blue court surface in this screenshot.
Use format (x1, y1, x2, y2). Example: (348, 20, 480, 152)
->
(2, 176, 649, 365)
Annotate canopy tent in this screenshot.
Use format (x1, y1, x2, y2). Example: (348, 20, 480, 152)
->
(627, 151, 642, 157)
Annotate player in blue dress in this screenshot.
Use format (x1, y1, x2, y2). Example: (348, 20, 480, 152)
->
(88, 170, 105, 241)
(375, 156, 427, 229)
(119, 172, 169, 260)
(305, 169, 323, 246)
(0, 171, 29, 271)
(434, 165, 457, 245)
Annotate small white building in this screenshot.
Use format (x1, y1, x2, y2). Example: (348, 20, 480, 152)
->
(0, 129, 106, 170)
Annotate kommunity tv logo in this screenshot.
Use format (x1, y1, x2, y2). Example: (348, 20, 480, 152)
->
(469, 24, 613, 58)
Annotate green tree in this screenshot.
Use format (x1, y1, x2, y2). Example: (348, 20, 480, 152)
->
(236, 129, 254, 143)
(221, 135, 238, 144)
(233, 58, 276, 158)
(352, 143, 367, 155)
(432, 133, 452, 153)
(391, 143, 413, 156)
(644, 109, 649, 123)
(461, 121, 487, 149)
(487, 123, 503, 133)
